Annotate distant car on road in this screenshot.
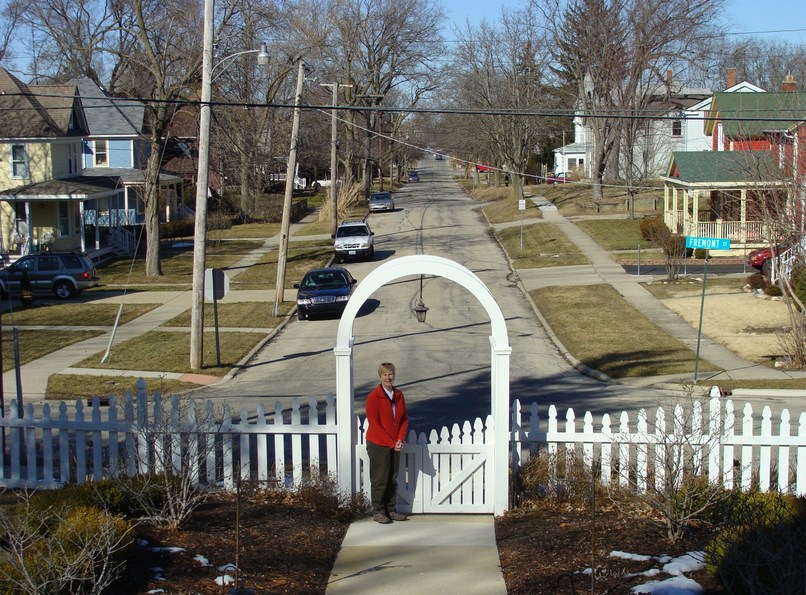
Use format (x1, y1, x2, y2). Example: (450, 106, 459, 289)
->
(368, 191, 395, 212)
(293, 267, 357, 320)
(546, 171, 573, 184)
(408, 171, 420, 182)
(0, 251, 98, 300)
(333, 220, 374, 262)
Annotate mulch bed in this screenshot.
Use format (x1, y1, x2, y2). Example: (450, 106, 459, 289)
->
(495, 503, 726, 594)
(112, 493, 728, 594)
(114, 491, 351, 594)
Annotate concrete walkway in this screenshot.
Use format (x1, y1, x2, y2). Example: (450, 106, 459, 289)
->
(327, 515, 505, 594)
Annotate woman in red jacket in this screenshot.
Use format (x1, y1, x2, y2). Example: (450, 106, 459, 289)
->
(365, 362, 409, 524)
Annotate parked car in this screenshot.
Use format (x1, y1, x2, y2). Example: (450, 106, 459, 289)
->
(0, 251, 99, 300)
(408, 171, 420, 182)
(293, 267, 357, 320)
(333, 220, 374, 262)
(546, 171, 573, 184)
(369, 191, 395, 212)
(747, 236, 805, 274)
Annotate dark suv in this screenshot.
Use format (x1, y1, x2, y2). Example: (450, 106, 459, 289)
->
(0, 252, 99, 300)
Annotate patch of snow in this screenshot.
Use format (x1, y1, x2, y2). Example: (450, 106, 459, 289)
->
(194, 554, 211, 566)
(631, 575, 704, 594)
(215, 574, 235, 586)
(218, 562, 238, 572)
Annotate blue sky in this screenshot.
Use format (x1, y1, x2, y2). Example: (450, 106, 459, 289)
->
(442, 0, 806, 45)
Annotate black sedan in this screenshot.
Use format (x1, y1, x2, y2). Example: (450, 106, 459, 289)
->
(293, 267, 357, 320)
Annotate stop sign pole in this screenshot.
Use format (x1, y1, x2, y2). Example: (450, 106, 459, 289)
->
(204, 268, 229, 367)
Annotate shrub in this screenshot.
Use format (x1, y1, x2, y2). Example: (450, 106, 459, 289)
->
(28, 479, 155, 519)
(706, 491, 806, 595)
(747, 272, 768, 290)
(791, 263, 806, 311)
(160, 219, 194, 241)
(694, 248, 708, 259)
(0, 501, 134, 594)
(765, 284, 783, 297)
(640, 216, 669, 242)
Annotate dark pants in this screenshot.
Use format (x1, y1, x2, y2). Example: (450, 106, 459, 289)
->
(366, 441, 401, 513)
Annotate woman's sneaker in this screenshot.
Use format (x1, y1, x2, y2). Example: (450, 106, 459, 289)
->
(373, 512, 392, 524)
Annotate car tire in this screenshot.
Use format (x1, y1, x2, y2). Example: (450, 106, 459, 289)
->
(368, 246, 374, 258)
(298, 311, 308, 320)
(53, 280, 76, 300)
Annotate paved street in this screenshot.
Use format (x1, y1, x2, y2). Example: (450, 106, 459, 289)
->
(189, 160, 672, 432)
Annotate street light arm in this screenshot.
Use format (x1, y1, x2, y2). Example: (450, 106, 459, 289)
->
(211, 43, 270, 81)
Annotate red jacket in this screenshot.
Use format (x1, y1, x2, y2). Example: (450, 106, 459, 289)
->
(365, 384, 408, 448)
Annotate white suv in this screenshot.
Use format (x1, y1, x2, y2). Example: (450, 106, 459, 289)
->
(333, 220, 374, 262)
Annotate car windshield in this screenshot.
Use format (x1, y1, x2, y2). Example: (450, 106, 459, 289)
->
(302, 271, 348, 289)
(336, 225, 368, 238)
(370, 193, 390, 200)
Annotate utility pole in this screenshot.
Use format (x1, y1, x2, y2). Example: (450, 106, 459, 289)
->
(190, 0, 215, 370)
(320, 82, 351, 238)
(273, 60, 306, 317)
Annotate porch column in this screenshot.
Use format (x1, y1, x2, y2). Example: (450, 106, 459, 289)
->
(692, 191, 700, 236)
(672, 188, 679, 232)
(79, 202, 86, 253)
(23, 202, 31, 255)
(740, 189, 747, 243)
(681, 190, 689, 235)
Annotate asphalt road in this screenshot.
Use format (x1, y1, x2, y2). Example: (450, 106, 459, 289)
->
(191, 160, 673, 432)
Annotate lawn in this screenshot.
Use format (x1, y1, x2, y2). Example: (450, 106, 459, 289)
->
(96, 240, 264, 287)
(229, 241, 334, 289)
(498, 222, 589, 268)
(2, 329, 105, 373)
(574, 218, 654, 251)
(482, 194, 542, 225)
(531, 284, 721, 378)
(2, 302, 159, 326)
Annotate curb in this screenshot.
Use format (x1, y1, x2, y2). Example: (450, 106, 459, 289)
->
(481, 205, 613, 384)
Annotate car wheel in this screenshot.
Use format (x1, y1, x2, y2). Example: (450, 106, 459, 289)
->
(53, 280, 76, 300)
(298, 311, 308, 320)
(368, 246, 375, 258)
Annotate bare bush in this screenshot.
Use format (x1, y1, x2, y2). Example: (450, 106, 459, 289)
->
(0, 497, 134, 594)
(110, 395, 226, 529)
(610, 393, 734, 542)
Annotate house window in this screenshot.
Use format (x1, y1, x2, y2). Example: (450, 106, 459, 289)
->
(671, 120, 682, 137)
(94, 140, 108, 166)
(11, 144, 28, 178)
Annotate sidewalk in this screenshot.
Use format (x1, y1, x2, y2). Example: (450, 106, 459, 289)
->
(326, 515, 506, 594)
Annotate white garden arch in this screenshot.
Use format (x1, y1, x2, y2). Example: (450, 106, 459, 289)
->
(334, 255, 512, 514)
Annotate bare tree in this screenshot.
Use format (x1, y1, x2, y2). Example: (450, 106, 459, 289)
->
(538, 0, 725, 202)
(707, 37, 806, 92)
(450, 8, 560, 200)
(316, 0, 444, 196)
(0, 0, 24, 68)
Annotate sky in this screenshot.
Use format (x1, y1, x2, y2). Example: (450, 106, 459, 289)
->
(442, 0, 806, 46)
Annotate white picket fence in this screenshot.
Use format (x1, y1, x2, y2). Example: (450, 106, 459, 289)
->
(2, 383, 806, 503)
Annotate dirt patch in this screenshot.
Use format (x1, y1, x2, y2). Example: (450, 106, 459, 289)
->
(661, 291, 792, 363)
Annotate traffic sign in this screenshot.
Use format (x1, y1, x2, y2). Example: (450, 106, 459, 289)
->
(685, 236, 731, 250)
(204, 268, 229, 301)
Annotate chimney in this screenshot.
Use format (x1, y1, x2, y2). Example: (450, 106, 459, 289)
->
(726, 67, 737, 89)
(782, 73, 797, 92)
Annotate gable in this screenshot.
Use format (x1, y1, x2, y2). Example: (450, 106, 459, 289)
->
(0, 68, 87, 139)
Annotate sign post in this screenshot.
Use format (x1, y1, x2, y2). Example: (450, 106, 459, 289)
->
(518, 199, 526, 250)
(686, 236, 730, 382)
(204, 268, 229, 367)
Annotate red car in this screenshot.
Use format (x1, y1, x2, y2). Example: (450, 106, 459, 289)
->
(747, 236, 804, 274)
(546, 171, 572, 184)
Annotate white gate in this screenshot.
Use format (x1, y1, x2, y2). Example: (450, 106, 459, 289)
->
(356, 417, 494, 513)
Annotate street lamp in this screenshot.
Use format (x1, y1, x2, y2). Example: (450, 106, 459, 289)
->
(190, 0, 270, 369)
(413, 275, 429, 323)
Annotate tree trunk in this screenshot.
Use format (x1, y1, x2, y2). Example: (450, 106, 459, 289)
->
(144, 145, 163, 277)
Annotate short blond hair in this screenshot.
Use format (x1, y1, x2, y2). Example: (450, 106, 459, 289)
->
(378, 362, 395, 376)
